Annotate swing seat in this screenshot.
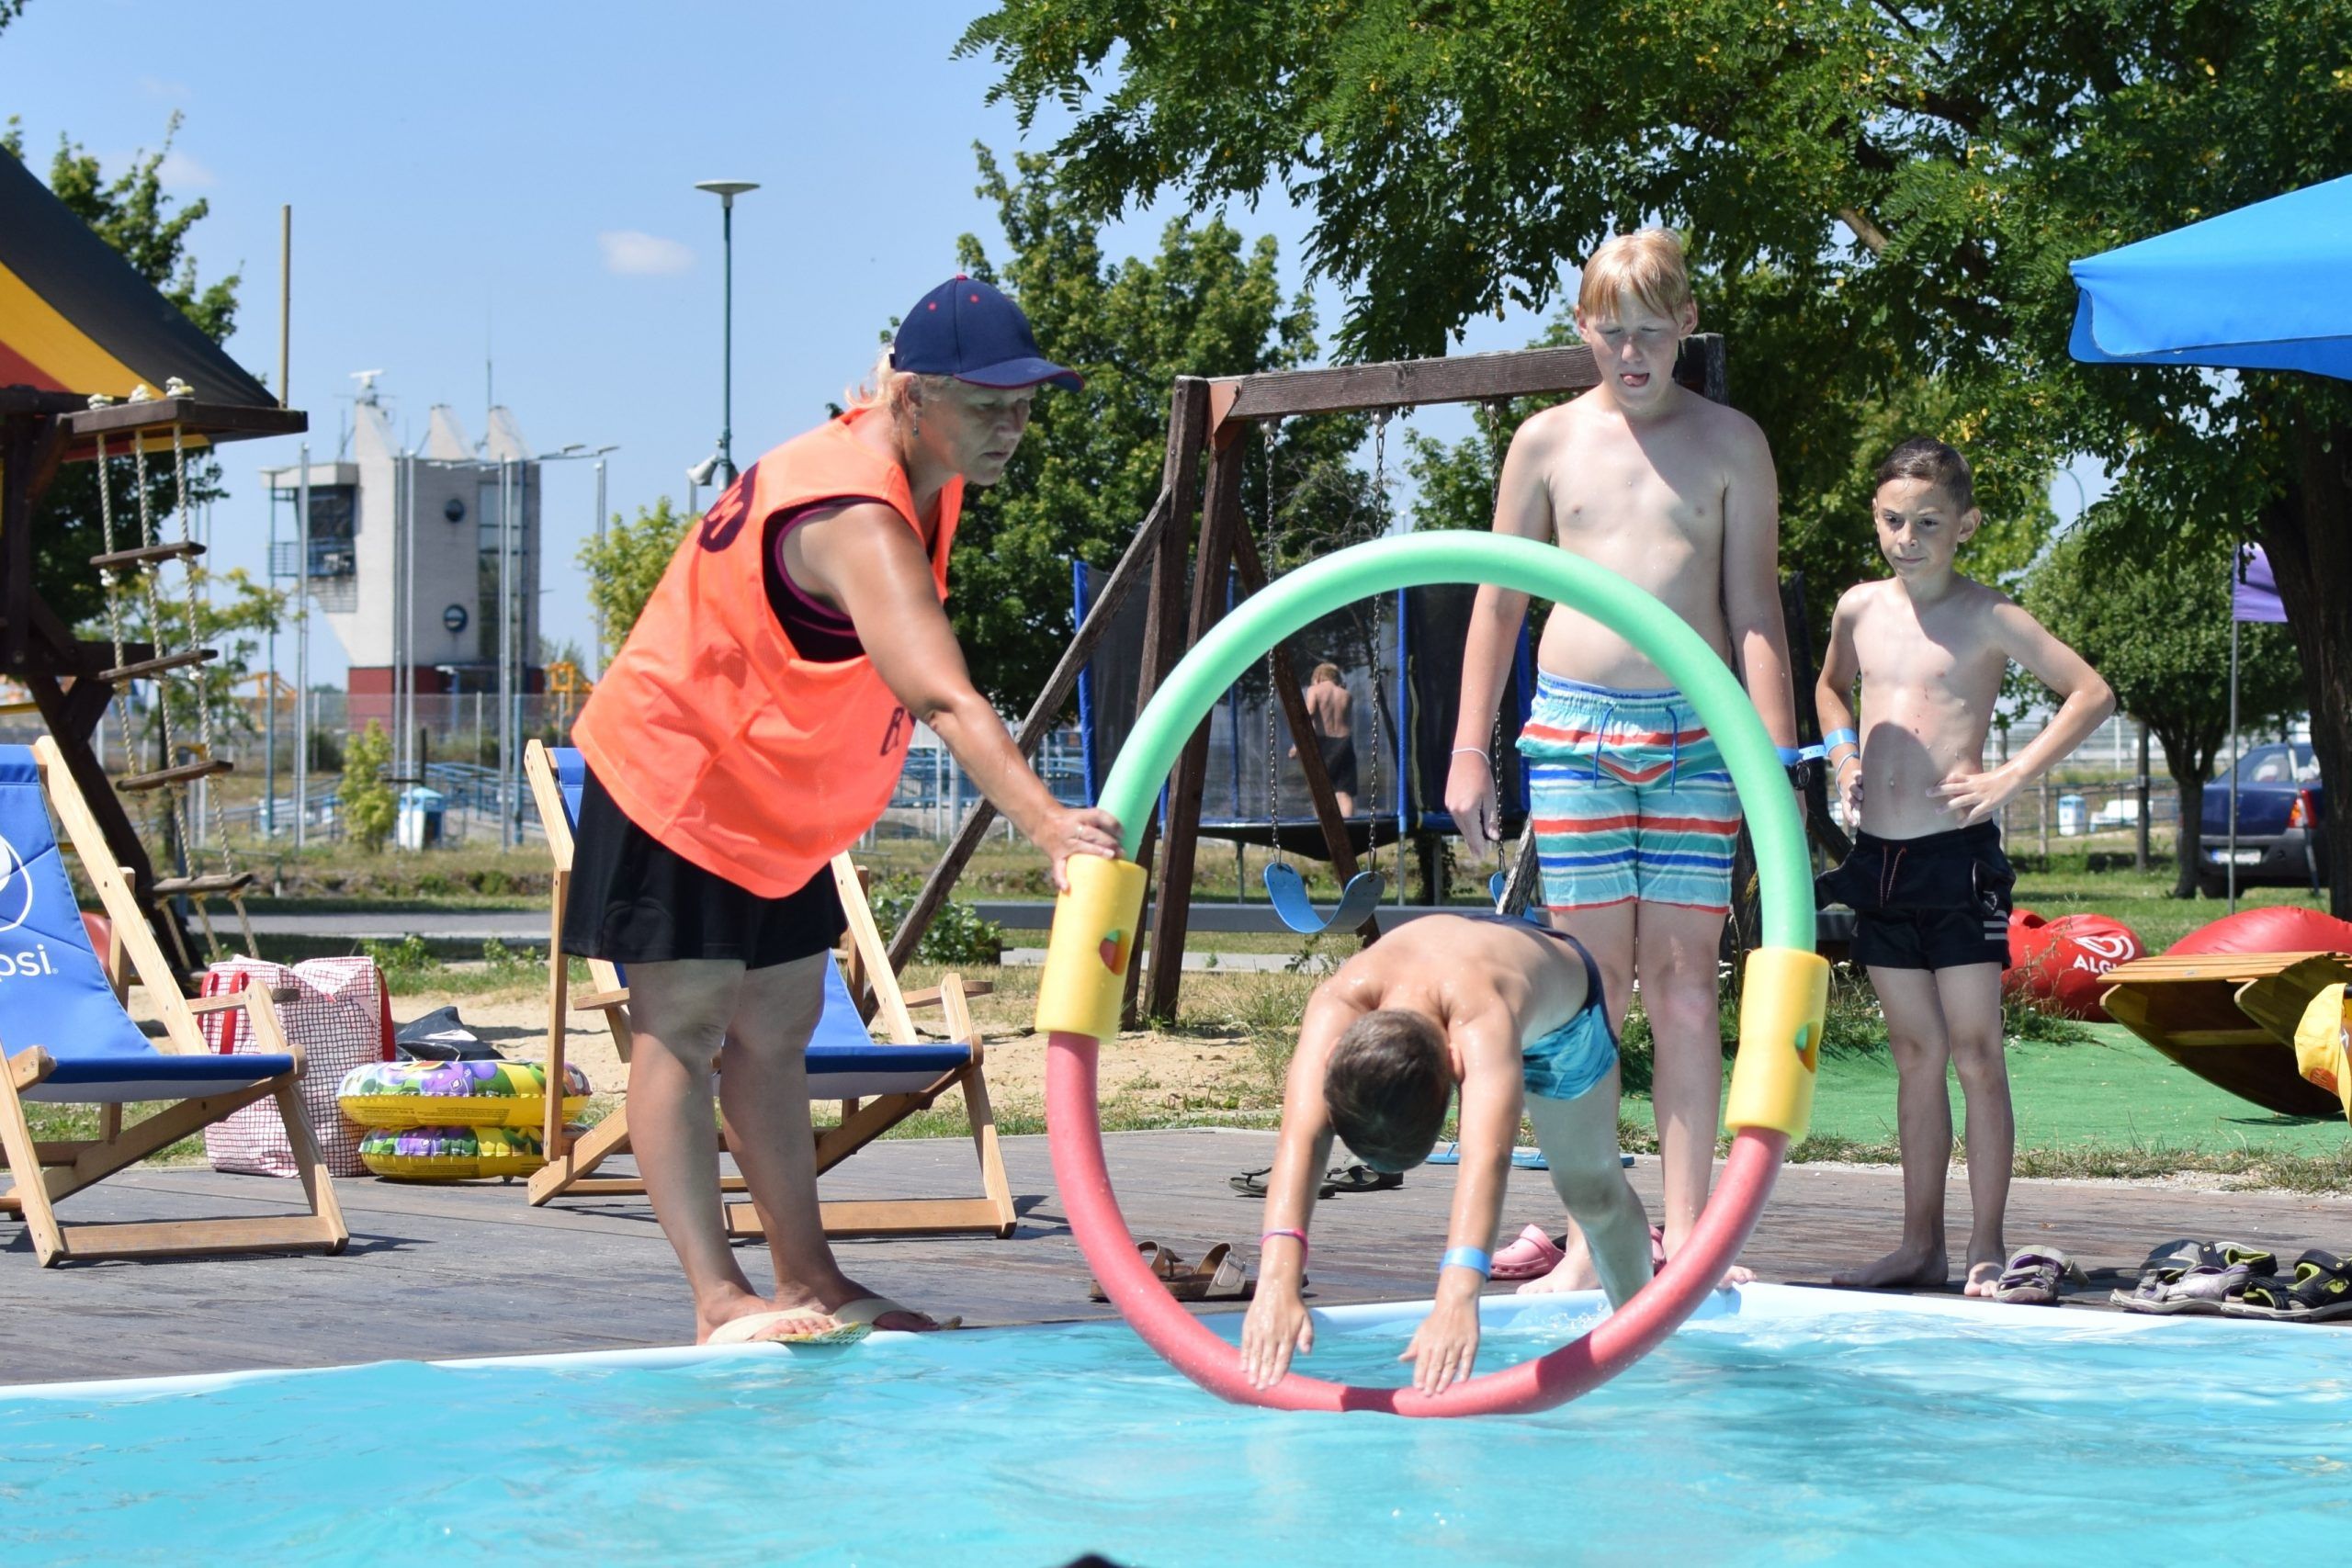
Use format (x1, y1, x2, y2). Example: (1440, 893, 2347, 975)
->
(1263, 862, 1385, 935)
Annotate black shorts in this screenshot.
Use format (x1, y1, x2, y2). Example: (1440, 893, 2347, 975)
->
(1317, 733, 1361, 796)
(559, 763, 847, 970)
(1818, 822, 2014, 972)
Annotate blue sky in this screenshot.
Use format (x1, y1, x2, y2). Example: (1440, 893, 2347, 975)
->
(4, 2, 2093, 686)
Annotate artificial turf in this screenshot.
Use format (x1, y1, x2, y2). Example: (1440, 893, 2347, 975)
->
(1621, 1021, 2347, 1157)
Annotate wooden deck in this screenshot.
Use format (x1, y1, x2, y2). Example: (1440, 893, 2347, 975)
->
(7, 1130, 2352, 1385)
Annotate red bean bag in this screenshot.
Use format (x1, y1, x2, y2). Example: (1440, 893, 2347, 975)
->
(2167, 906, 2352, 957)
(2004, 908, 2146, 1021)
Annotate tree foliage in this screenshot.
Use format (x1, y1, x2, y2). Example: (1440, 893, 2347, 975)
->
(963, 0, 2352, 909)
(4, 113, 243, 630)
(948, 147, 1367, 707)
(577, 498, 690, 660)
(341, 720, 397, 853)
(2028, 514, 2303, 896)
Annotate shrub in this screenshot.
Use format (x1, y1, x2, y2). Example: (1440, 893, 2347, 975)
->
(865, 882, 1004, 967)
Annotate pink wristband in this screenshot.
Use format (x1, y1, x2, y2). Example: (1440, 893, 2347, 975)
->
(1260, 1228, 1309, 1258)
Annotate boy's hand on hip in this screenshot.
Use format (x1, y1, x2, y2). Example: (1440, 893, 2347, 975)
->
(1399, 1292, 1483, 1396)
(1838, 763, 1865, 821)
(1028, 806, 1123, 892)
(1933, 765, 2020, 828)
(1240, 1283, 1313, 1390)
(1445, 751, 1501, 862)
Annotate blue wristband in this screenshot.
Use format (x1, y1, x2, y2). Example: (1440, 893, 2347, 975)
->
(1440, 1246, 1493, 1280)
(1775, 745, 1804, 766)
(1825, 728, 1859, 750)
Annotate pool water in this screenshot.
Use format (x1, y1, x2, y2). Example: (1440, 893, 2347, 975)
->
(3, 1286, 2347, 1566)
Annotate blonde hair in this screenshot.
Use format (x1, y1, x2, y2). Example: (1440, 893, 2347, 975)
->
(1311, 661, 1341, 684)
(843, 346, 954, 427)
(1577, 228, 1693, 323)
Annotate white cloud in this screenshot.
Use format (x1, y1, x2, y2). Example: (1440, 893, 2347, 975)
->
(140, 75, 190, 100)
(157, 149, 216, 189)
(598, 230, 694, 276)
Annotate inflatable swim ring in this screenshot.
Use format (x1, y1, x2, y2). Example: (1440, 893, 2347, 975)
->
(337, 1058, 591, 1131)
(360, 1124, 547, 1180)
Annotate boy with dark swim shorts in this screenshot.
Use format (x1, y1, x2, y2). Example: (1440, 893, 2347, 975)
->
(1239, 913, 1653, 1396)
(1815, 438, 2113, 1298)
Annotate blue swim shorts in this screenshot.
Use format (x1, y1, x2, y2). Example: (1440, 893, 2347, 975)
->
(1468, 914, 1620, 1102)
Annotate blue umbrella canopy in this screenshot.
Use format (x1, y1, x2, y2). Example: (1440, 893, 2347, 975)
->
(2069, 173, 2352, 381)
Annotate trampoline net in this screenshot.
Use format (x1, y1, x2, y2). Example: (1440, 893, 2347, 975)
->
(1073, 559, 1532, 857)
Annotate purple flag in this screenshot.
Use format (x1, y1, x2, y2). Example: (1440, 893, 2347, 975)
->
(2234, 545, 2288, 624)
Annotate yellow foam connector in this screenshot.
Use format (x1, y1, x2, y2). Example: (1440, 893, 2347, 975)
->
(1724, 946, 1830, 1141)
(1034, 855, 1147, 1043)
(2293, 982, 2351, 1123)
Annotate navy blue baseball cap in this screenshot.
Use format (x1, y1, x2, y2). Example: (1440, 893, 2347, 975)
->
(891, 275, 1084, 391)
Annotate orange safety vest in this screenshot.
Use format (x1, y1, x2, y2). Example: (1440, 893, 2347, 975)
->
(573, 411, 960, 897)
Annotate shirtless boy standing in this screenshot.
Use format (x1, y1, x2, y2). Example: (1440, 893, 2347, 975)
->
(1295, 662, 1358, 818)
(1240, 913, 1651, 1395)
(1447, 229, 1800, 1286)
(1816, 438, 2113, 1296)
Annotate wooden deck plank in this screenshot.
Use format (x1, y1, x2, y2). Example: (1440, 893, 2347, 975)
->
(6, 1130, 2352, 1384)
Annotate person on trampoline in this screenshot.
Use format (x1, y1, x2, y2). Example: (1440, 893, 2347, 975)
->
(1445, 228, 1802, 1292)
(1241, 912, 1653, 1394)
(565, 276, 1119, 1346)
(1290, 661, 1359, 816)
(1816, 438, 2112, 1297)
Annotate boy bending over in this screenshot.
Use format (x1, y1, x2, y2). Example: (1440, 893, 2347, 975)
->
(1241, 914, 1652, 1395)
(1816, 438, 2113, 1296)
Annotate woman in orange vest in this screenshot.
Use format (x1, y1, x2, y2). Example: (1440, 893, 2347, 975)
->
(567, 276, 1118, 1343)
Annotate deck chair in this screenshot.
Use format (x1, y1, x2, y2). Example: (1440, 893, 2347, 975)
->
(2099, 949, 2352, 1119)
(0, 739, 347, 1266)
(523, 740, 1015, 1238)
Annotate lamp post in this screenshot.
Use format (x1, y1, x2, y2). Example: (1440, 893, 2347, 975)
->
(694, 179, 759, 488)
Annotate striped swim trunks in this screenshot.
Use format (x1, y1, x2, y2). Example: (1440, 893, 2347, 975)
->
(1515, 672, 1743, 916)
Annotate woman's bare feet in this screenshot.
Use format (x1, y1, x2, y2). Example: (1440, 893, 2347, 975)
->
(1518, 1225, 1755, 1292)
(696, 1284, 841, 1344)
(1829, 1243, 1949, 1290)
(1961, 1251, 2006, 1298)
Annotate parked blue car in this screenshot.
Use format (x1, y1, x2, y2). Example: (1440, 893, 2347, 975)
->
(2198, 741, 2328, 893)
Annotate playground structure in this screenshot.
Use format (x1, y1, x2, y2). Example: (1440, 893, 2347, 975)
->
(885, 334, 1767, 1020)
(1, 152, 306, 975)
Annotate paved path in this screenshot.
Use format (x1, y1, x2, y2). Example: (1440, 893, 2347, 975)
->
(7, 1130, 2350, 1385)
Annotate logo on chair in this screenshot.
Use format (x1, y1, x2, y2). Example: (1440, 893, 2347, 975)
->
(0, 832, 31, 933)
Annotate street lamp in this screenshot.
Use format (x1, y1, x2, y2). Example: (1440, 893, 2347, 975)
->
(694, 178, 759, 488)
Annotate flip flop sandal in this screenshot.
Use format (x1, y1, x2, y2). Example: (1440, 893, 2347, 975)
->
(1992, 1247, 2087, 1305)
(2222, 1250, 2352, 1323)
(1491, 1224, 1566, 1282)
(832, 1295, 964, 1332)
(707, 1308, 872, 1347)
(1325, 1163, 1404, 1194)
(1229, 1168, 1338, 1200)
(1088, 1240, 1187, 1303)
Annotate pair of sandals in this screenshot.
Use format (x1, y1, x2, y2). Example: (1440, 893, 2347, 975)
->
(1228, 1164, 1402, 1200)
(2223, 1249, 2352, 1323)
(1490, 1223, 1670, 1284)
(1991, 1248, 2089, 1305)
(2109, 1239, 2278, 1316)
(1087, 1240, 1257, 1303)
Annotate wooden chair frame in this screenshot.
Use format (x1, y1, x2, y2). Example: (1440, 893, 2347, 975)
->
(523, 740, 1015, 1238)
(2099, 949, 2352, 1119)
(0, 737, 348, 1265)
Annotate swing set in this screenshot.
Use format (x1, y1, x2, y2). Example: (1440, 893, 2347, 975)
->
(882, 334, 1729, 1022)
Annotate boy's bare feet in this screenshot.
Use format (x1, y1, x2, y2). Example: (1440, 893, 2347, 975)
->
(1518, 1225, 1755, 1292)
(1829, 1243, 1950, 1290)
(1961, 1251, 2006, 1298)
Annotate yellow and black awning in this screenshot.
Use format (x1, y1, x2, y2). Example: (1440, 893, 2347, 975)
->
(1, 149, 274, 412)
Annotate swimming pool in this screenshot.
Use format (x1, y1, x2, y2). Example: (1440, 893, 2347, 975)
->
(2, 1285, 2344, 1566)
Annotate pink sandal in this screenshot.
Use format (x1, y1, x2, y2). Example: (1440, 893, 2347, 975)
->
(1491, 1224, 1566, 1281)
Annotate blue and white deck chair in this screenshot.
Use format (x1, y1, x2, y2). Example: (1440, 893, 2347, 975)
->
(0, 739, 347, 1266)
(522, 741, 1014, 1238)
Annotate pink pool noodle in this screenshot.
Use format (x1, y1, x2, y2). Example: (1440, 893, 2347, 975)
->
(1048, 1029, 1787, 1417)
